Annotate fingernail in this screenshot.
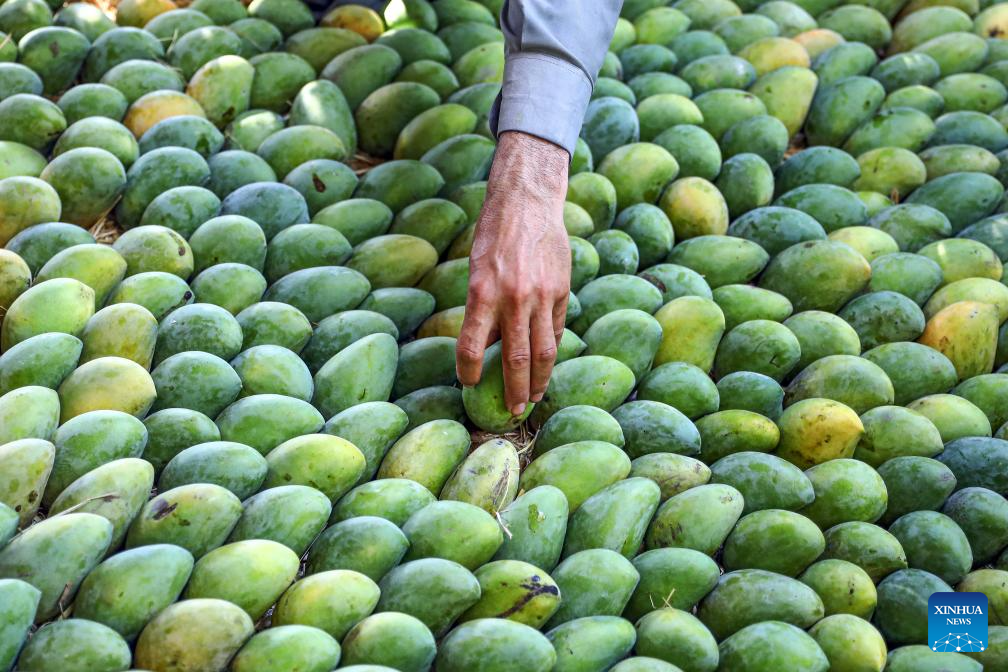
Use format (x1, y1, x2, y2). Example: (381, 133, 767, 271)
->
(531, 393, 543, 402)
(511, 403, 526, 416)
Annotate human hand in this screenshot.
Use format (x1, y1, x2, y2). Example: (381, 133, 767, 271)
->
(456, 131, 572, 417)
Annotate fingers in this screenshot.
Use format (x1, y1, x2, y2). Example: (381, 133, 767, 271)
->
(552, 294, 569, 344)
(530, 304, 559, 402)
(456, 291, 496, 387)
(501, 308, 532, 417)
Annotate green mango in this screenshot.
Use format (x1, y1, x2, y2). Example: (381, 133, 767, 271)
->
(750, 66, 819, 138)
(216, 394, 324, 455)
(698, 569, 825, 640)
(126, 483, 241, 558)
(185, 539, 299, 620)
(943, 487, 1008, 565)
(879, 456, 957, 527)
(799, 559, 877, 619)
(520, 441, 631, 513)
(402, 500, 503, 570)
(722, 509, 825, 577)
(727, 206, 826, 257)
(532, 405, 624, 456)
(545, 549, 639, 629)
(875, 569, 952, 645)
(493, 485, 569, 572)
(908, 172, 1004, 233)
(530, 355, 636, 424)
(79, 304, 157, 370)
(547, 616, 636, 672)
(236, 301, 312, 352)
(323, 401, 408, 484)
(666, 235, 769, 289)
(158, 442, 266, 500)
(377, 419, 470, 494)
(716, 153, 775, 219)
(49, 457, 154, 551)
(0, 513, 111, 622)
(774, 145, 860, 195)
(0, 579, 40, 671)
(562, 478, 661, 559)
(709, 451, 812, 513)
(376, 558, 480, 636)
(889, 510, 974, 584)
(716, 371, 784, 419)
(150, 351, 241, 419)
(312, 333, 397, 417)
(56, 357, 155, 423)
(332, 478, 435, 527)
(341, 612, 435, 672)
(822, 522, 908, 582)
(459, 560, 560, 628)
(301, 309, 398, 374)
(645, 484, 744, 555)
(231, 625, 341, 672)
(886, 645, 982, 672)
(14, 618, 132, 672)
(652, 296, 724, 372)
(1, 278, 94, 352)
(0, 386, 58, 446)
(713, 285, 792, 332)
(73, 544, 193, 641)
(272, 568, 379, 640)
(637, 361, 720, 419)
(714, 320, 802, 382)
(629, 453, 710, 501)
(624, 548, 719, 623)
(785, 355, 895, 414)
(611, 400, 700, 458)
(583, 309, 662, 381)
(440, 438, 519, 513)
(635, 609, 718, 672)
(809, 615, 887, 672)
(436, 619, 555, 672)
(134, 598, 253, 671)
(909, 395, 993, 443)
(230, 344, 313, 400)
(228, 485, 330, 555)
(862, 343, 957, 407)
(717, 621, 829, 672)
(855, 405, 944, 467)
(358, 287, 435, 338)
(798, 460, 887, 528)
(306, 515, 407, 582)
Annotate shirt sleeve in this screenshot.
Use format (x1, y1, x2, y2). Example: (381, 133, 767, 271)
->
(488, 0, 624, 158)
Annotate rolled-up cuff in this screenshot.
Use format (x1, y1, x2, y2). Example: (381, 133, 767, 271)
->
(489, 51, 594, 159)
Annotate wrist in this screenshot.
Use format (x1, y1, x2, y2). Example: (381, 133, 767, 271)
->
(490, 131, 570, 199)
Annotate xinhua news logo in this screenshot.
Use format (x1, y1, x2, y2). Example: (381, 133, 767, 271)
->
(928, 592, 989, 653)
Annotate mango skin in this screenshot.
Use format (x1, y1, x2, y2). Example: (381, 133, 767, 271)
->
(0, 332, 82, 397)
(645, 484, 744, 555)
(230, 625, 341, 672)
(459, 560, 561, 629)
(493, 485, 569, 572)
(722, 509, 826, 577)
(717, 621, 829, 672)
(0, 512, 112, 622)
(821, 522, 908, 583)
(126, 483, 242, 559)
(462, 342, 534, 432)
(184, 539, 300, 620)
(547, 616, 637, 672)
(14, 618, 132, 672)
(228, 485, 331, 556)
(377, 419, 470, 495)
(273, 569, 379, 640)
(544, 548, 640, 629)
(635, 608, 718, 672)
(0, 578, 40, 671)
(440, 438, 520, 514)
(1, 278, 95, 352)
(73, 544, 193, 642)
(332, 478, 435, 527)
(402, 500, 503, 570)
(341, 612, 436, 672)
(134, 598, 254, 672)
(263, 434, 365, 502)
(0, 386, 58, 446)
(775, 398, 865, 469)
(562, 477, 661, 559)
(305, 515, 408, 582)
(798, 559, 877, 620)
(919, 300, 999, 381)
(698, 568, 825, 640)
(652, 296, 725, 372)
(375, 558, 481, 637)
(520, 441, 631, 514)
(436, 619, 556, 672)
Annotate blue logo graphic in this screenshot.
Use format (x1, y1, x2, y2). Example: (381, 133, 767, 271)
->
(929, 592, 988, 653)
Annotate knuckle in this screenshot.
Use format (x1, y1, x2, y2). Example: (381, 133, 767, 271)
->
(456, 342, 482, 362)
(505, 349, 531, 368)
(534, 343, 557, 362)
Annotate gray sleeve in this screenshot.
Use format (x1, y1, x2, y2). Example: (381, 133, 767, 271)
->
(488, 0, 623, 158)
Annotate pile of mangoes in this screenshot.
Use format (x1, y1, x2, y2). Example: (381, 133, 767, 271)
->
(2, 0, 1008, 668)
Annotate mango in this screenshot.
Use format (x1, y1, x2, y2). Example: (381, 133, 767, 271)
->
(0, 512, 111, 622)
(822, 522, 908, 582)
(0, 438, 53, 527)
(699, 569, 824, 640)
(907, 394, 992, 443)
(879, 456, 957, 526)
(341, 612, 435, 672)
(710, 451, 812, 513)
(134, 599, 253, 671)
(306, 515, 407, 582)
(944, 487, 1008, 564)
(717, 621, 829, 672)
(0, 386, 58, 445)
(332, 478, 435, 527)
(563, 478, 661, 559)
(799, 559, 878, 619)
(714, 319, 802, 382)
(14, 619, 132, 672)
(377, 419, 470, 495)
(231, 625, 341, 672)
(919, 301, 999, 380)
(874, 569, 952, 645)
(545, 549, 639, 628)
(126, 483, 241, 558)
(493, 485, 569, 572)
(0, 579, 40, 671)
(775, 398, 865, 469)
(645, 484, 744, 554)
(548, 617, 637, 670)
(375, 558, 479, 636)
(440, 438, 519, 513)
(229, 485, 330, 555)
(437, 619, 555, 672)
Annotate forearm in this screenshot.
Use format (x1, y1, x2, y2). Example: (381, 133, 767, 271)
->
(490, 0, 624, 157)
